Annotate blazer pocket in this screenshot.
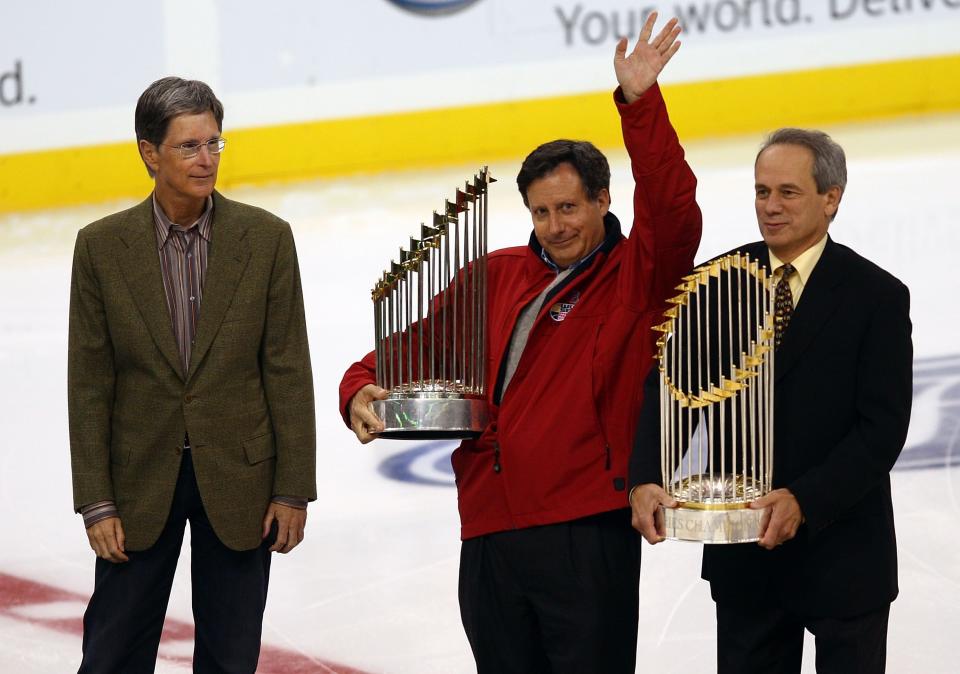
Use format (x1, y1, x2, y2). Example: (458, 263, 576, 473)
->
(242, 433, 276, 465)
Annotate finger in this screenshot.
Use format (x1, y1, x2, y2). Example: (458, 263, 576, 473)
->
(353, 423, 376, 444)
(652, 17, 679, 50)
(637, 11, 657, 46)
(111, 525, 129, 562)
(351, 415, 379, 443)
(105, 535, 129, 563)
(654, 505, 666, 538)
(282, 529, 300, 553)
(114, 521, 126, 552)
(657, 26, 682, 58)
(90, 528, 110, 557)
(758, 503, 772, 538)
(614, 36, 628, 62)
(637, 515, 661, 544)
(660, 494, 679, 509)
(662, 40, 681, 66)
(761, 511, 788, 549)
(110, 549, 130, 563)
(262, 510, 275, 539)
(270, 516, 292, 553)
(355, 404, 385, 432)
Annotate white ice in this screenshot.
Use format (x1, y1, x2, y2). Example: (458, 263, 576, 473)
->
(1, 111, 958, 673)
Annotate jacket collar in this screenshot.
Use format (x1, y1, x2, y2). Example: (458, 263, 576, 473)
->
(116, 190, 252, 382)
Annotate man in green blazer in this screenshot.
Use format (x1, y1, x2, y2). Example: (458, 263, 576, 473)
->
(68, 76, 316, 673)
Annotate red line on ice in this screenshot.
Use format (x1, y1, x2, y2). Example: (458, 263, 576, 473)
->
(0, 572, 371, 673)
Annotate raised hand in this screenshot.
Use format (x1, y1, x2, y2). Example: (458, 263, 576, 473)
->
(614, 13, 682, 104)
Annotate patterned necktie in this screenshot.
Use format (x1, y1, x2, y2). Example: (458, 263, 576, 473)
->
(774, 263, 796, 348)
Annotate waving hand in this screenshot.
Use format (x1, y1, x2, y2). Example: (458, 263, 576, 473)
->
(614, 13, 682, 104)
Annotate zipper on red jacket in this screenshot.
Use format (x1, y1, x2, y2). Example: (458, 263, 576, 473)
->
(493, 443, 501, 473)
(605, 445, 611, 470)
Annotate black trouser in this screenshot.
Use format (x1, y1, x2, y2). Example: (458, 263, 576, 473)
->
(717, 598, 891, 674)
(459, 509, 641, 674)
(79, 449, 274, 674)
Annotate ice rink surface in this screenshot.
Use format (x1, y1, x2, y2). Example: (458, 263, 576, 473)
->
(1, 111, 959, 673)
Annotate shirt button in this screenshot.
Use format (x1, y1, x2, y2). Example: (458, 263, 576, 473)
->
(189, 296, 195, 301)
(184, 394, 195, 404)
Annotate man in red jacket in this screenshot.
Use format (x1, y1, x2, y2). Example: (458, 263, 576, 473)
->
(340, 13, 701, 673)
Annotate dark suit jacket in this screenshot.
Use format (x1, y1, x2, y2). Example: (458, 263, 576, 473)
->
(631, 237, 912, 618)
(68, 191, 316, 551)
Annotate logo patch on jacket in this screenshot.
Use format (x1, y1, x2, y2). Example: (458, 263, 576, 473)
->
(549, 291, 580, 322)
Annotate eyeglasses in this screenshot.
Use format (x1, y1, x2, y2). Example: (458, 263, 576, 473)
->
(161, 137, 226, 159)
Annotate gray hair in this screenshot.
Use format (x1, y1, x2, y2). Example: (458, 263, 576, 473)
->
(135, 76, 224, 175)
(757, 128, 847, 195)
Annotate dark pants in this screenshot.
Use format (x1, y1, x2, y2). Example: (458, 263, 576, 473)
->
(79, 449, 274, 674)
(459, 509, 641, 674)
(716, 599, 891, 674)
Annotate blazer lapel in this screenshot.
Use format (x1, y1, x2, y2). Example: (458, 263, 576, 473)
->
(186, 192, 251, 383)
(774, 238, 845, 382)
(117, 197, 185, 379)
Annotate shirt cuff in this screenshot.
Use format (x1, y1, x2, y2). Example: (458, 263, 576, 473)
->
(80, 500, 119, 528)
(271, 496, 308, 510)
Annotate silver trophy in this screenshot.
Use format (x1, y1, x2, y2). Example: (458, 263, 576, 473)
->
(653, 254, 776, 543)
(370, 168, 494, 439)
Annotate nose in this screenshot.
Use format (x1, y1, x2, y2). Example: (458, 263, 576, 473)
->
(546, 211, 565, 236)
(763, 193, 783, 214)
(194, 144, 216, 166)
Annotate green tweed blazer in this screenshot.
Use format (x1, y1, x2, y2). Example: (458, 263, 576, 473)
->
(68, 191, 316, 551)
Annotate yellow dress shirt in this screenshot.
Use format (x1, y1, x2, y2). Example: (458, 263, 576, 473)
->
(769, 234, 828, 307)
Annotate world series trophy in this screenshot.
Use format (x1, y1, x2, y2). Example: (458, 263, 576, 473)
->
(652, 253, 776, 543)
(369, 168, 494, 439)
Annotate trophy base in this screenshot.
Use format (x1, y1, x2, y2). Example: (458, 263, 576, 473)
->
(661, 504, 768, 544)
(371, 395, 488, 440)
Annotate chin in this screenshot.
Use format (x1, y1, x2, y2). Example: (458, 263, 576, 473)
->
(189, 185, 216, 199)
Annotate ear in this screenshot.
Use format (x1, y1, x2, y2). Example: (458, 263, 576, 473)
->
(823, 185, 842, 219)
(139, 139, 160, 175)
(596, 187, 611, 216)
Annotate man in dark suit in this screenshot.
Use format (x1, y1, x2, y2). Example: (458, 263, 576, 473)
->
(629, 128, 912, 673)
(68, 77, 316, 672)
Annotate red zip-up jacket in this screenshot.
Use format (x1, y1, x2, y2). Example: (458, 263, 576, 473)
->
(340, 84, 701, 539)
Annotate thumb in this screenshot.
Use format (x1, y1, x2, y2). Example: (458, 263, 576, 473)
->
(614, 37, 628, 61)
(749, 494, 771, 509)
(115, 520, 126, 551)
(262, 510, 275, 539)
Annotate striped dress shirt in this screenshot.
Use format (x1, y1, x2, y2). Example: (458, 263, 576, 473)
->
(154, 194, 213, 374)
